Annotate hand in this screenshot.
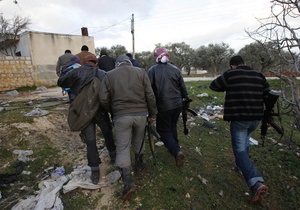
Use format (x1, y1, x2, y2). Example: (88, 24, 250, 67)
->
(148, 117, 156, 123)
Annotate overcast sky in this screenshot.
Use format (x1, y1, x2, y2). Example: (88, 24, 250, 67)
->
(1, 0, 272, 53)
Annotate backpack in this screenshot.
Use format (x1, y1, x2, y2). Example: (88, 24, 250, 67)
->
(67, 69, 100, 131)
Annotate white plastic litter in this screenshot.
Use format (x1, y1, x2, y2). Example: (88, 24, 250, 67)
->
(24, 108, 49, 116)
(249, 137, 258, 146)
(11, 165, 121, 209)
(155, 141, 164, 147)
(197, 174, 208, 185)
(197, 93, 208, 98)
(63, 166, 106, 193)
(11, 175, 69, 210)
(195, 147, 202, 156)
(51, 166, 65, 180)
(13, 150, 33, 162)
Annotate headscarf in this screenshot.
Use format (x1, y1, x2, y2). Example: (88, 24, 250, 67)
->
(83, 54, 97, 67)
(154, 47, 169, 63)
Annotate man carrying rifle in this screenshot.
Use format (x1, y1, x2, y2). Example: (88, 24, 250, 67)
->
(209, 55, 270, 204)
(148, 47, 190, 168)
(100, 55, 157, 200)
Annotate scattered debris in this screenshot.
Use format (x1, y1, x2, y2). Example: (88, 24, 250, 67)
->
(195, 147, 202, 156)
(0, 161, 25, 188)
(155, 141, 164, 147)
(219, 190, 224, 196)
(197, 174, 208, 185)
(5, 90, 19, 97)
(24, 107, 50, 116)
(11, 165, 121, 210)
(13, 150, 33, 162)
(197, 93, 208, 98)
(51, 166, 65, 180)
(249, 137, 258, 146)
(35, 86, 47, 91)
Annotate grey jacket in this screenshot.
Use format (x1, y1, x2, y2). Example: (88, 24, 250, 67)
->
(99, 63, 157, 118)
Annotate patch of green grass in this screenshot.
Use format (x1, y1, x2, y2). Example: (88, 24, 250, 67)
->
(62, 189, 103, 210)
(0, 108, 34, 124)
(15, 86, 37, 92)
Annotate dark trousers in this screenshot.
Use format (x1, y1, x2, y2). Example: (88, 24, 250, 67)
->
(81, 107, 116, 168)
(156, 107, 182, 157)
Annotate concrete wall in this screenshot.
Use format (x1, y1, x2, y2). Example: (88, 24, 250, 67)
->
(17, 31, 95, 66)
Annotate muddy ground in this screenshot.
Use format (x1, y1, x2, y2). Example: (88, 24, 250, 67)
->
(0, 87, 118, 209)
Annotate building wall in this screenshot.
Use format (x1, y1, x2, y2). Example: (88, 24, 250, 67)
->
(0, 31, 95, 91)
(0, 56, 35, 91)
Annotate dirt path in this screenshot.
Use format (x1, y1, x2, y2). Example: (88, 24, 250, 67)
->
(0, 87, 118, 209)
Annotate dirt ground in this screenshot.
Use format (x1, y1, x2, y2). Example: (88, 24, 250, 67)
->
(0, 86, 117, 209)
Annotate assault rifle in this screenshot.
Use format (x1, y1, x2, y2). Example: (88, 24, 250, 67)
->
(147, 122, 160, 165)
(261, 91, 284, 146)
(182, 98, 198, 135)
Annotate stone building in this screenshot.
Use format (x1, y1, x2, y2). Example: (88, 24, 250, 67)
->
(0, 28, 94, 91)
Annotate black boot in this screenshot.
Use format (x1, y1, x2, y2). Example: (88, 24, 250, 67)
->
(134, 154, 147, 174)
(109, 150, 116, 164)
(91, 169, 100, 184)
(120, 166, 135, 200)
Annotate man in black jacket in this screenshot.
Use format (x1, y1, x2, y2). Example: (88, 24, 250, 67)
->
(148, 48, 190, 168)
(57, 54, 116, 184)
(209, 55, 270, 203)
(98, 49, 115, 72)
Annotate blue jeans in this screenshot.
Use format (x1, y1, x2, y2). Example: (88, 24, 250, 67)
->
(230, 121, 264, 188)
(156, 107, 182, 157)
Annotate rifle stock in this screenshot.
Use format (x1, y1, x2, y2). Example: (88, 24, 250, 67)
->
(261, 91, 284, 146)
(147, 122, 159, 164)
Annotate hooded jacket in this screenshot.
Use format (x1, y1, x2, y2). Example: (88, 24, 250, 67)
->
(57, 64, 105, 102)
(99, 57, 157, 118)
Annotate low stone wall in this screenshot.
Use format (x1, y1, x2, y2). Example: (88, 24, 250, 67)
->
(0, 56, 57, 91)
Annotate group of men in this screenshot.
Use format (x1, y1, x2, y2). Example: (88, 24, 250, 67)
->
(56, 45, 270, 203)
(56, 46, 188, 200)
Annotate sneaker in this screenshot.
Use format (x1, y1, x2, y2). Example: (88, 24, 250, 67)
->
(91, 170, 100, 185)
(251, 181, 268, 203)
(175, 151, 185, 168)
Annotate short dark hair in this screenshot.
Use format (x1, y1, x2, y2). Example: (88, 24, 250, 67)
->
(126, 53, 133, 59)
(65, 49, 71, 53)
(81, 45, 89, 51)
(229, 55, 244, 66)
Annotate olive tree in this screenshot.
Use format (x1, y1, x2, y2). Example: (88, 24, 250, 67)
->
(246, 0, 300, 131)
(0, 14, 31, 56)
